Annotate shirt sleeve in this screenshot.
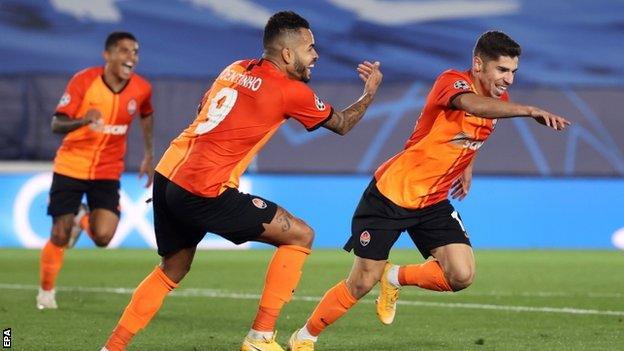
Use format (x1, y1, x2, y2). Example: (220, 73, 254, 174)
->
(55, 72, 90, 118)
(283, 80, 333, 131)
(431, 72, 476, 108)
(140, 84, 154, 118)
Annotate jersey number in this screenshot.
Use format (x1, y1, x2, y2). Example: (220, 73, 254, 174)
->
(195, 87, 238, 135)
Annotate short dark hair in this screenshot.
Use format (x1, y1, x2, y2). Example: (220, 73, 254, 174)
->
(473, 31, 521, 61)
(105, 31, 137, 51)
(263, 11, 310, 49)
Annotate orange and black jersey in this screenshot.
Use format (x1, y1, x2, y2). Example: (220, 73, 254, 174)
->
(375, 69, 509, 209)
(156, 59, 333, 197)
(53, 66, 153, 180)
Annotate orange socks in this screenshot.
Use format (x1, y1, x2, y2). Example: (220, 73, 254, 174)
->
(252, 306, 280, 332)
(306, 280, 357, 336)
(104, 266, 177, 351)
(103, 325, 133, 351)
(252, 245, 311, 332)
(40, 240, 64, 291)
(398, 260, 452, 291)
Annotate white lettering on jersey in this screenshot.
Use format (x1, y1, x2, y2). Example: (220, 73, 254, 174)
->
(451, 132, 485, 151)
(102, 124, 129, 135)
(217, 68, 263, 91)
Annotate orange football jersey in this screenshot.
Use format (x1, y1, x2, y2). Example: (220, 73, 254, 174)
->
(375, 69, 508, 209)
(53, 67, 153, 180)
(155, 59, 332, 197)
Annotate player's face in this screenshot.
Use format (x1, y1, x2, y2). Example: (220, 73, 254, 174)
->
(477, 55, 518, 98)
(104, 39, 139, 82)
(291, 29, 318, 83)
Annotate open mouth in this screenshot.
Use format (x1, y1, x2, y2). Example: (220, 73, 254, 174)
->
(121, 62, 134, 75)
(494, 85, 507, 95)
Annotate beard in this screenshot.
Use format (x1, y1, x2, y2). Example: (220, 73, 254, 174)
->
(294, 57, 310, 83)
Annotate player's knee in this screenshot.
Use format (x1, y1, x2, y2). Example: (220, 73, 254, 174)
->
(50, 226, 70, 246)
(447, 269, 474, 291)
(162, 262, 192, 283)
(90, 229, 115, 247)
(292, 222, 315, 248)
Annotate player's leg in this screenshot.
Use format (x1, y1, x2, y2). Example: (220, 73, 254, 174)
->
(376, 202, 471, 324)
(88, 209, 119, 247)
(401, 203, 473, 291)
(103, 247, 193, 351)
(287, 257, 384, 351)
(430, 243, 475, 290)
(103, 172, 202, 351)
(239, 206, 313, 350)
(86, 179, 121, 247)
(38, 173, 86, 309)
(289, 180, 401, 349)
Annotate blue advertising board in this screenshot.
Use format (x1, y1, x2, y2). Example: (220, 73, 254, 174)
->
(1, 172, 622, 250)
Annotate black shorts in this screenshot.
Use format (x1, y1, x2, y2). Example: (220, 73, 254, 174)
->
(153, 172, 278, 257)
(47, 172, 120, 217)
(343, 180, 471, 260)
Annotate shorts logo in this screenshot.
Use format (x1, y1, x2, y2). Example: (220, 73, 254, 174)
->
(58, 93, 70, 107)
(453, 80, 470, 91)
(127, 99, 137, 115)
(359, 230, 371, 246)
(252, 198, 267, 209)
(314, 94, 326, 111)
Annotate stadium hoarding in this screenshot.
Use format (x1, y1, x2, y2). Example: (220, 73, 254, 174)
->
(1, 172, 622, 250)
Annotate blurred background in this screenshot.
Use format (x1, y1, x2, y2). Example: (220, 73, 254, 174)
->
(1, 0, 623, 250)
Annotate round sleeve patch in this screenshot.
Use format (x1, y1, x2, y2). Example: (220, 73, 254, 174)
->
(453, 80, 470, 91)
(314, 94, 326, 111)
(57, 93, 71, 107)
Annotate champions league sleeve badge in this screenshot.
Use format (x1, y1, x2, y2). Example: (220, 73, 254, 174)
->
(453, 80, 470, 91)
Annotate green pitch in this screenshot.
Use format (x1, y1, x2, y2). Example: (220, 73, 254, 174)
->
(0, 249, 622, 350)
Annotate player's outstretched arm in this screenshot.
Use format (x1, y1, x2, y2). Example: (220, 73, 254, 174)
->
(51, 109, 101, 134)
(323, 61, 383, 135)
(452, 93, 571, 131)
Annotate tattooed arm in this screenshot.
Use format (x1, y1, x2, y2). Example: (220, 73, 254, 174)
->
(323, 61, 383, 135)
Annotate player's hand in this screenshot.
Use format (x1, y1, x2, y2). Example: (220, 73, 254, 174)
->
(139, 154, 154, 188)
(358, 61, 383, 96)
(450, 166, 472, 201)
(84, 109, 104, 132)
(529, 107, 571, 131)
(83, 108, 101, 124)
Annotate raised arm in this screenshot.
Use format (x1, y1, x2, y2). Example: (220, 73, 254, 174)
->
(452, 93, 571, 131)
(323, 61, 383, 135)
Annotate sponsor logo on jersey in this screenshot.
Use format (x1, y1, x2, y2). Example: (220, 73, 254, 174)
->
(127, 99, 137, 115)
(451, 132, 484, 151)
(252, 198, 267, 209)
(453, 80, 470, 91)
(359, 230, 371, 246)
(58, 93, 71, 107)
(314, 94, 326, 111)
(102, 124, 129, 135)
